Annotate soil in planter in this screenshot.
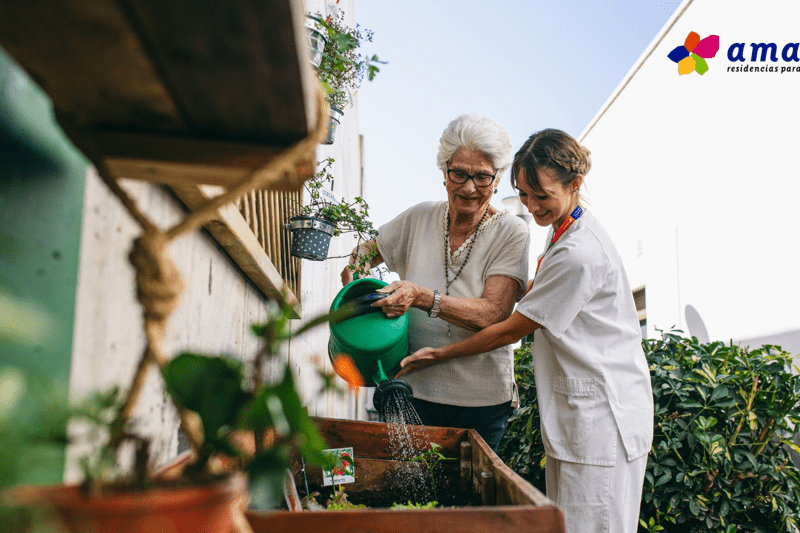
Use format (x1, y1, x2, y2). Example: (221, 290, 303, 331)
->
(305, 462, 481, 509)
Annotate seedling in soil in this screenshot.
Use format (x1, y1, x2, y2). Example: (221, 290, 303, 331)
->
(410, 442, 456, 501)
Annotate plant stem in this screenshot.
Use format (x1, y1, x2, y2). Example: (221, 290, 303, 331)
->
(728, 375, 759, 447)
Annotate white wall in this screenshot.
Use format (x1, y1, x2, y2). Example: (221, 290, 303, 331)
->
(291, 0, 371, 420)
(579, 0, 800, 353)
(66, 0, 369, 480)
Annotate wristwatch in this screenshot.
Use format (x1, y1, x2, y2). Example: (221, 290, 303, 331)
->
(428, 289, 442, 318)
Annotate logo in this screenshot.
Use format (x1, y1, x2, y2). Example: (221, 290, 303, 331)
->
(668, 32, 720, 75)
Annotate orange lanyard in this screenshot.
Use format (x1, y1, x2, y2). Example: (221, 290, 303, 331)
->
(535, 205, 583, 275)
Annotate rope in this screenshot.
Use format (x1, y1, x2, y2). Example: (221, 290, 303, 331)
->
(98, 90, 329, 470)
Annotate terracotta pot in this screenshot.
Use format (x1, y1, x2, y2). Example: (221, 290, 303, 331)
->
(5, 474, 246, 533)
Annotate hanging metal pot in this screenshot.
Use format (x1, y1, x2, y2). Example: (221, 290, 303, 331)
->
(322, 106, 344, 145)
(304, 15, 328, 70)
(286, 215, 336, 261)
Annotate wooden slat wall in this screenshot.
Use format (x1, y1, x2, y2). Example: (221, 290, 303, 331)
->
(236, 188, 302, 297)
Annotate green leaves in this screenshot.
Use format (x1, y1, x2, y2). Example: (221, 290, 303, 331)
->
(311, 9, 383, 110)
(642, 333, 800, 531)
(163, 353, 250, 458)
(497, 343, 546, 494)
(410, 442, 456, 501)
(163, 351, 333, 483)
(301, 157, 379, 276)
(501, 333, 800, 532)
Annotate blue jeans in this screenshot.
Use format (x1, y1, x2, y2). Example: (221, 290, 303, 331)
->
(410, 398, 513, 452)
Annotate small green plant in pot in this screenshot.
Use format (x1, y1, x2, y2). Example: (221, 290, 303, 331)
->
(309, 8, 384, 144)
(410, 442, 456, 502)
(162, 300, 355, 510)
(288, 157, 379, 276)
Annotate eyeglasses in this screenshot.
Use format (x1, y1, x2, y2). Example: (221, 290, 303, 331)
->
(446, 167, 497, 187)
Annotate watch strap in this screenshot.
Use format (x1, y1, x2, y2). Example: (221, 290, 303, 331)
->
(428, 289, 442, 318)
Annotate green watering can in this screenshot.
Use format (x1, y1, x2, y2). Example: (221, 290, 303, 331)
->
(328, 278, 414, 416)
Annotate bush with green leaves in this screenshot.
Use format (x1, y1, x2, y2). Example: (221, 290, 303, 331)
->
(640, 333, 800, 532)
(498, 332, 800, 533)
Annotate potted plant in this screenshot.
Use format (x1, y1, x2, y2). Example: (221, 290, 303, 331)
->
(287, 157, 379, 276)
(309, 8, 384, 144)
(2, 299, 351, 533)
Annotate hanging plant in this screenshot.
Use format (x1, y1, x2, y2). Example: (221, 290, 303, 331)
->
(288, 158, 378, 275)
(308, 7, 385, 144)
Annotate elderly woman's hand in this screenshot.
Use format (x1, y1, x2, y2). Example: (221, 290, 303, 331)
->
(394, 347, 441, 378)
(373, 281, 429, 318)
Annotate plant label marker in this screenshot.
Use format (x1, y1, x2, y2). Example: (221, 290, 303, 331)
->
(322, 447, 355, 486)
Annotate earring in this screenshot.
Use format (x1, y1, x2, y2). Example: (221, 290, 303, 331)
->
(493, 188, 498, 194)
(443, 181, 447, 186)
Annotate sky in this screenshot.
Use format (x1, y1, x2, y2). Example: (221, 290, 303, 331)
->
(354, 0, 683, 232)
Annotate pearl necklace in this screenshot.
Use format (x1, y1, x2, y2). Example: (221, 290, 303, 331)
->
(443, 205, 490, 335)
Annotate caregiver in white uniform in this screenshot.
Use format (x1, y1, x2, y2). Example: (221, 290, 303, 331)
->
(397, 129, 654, 533)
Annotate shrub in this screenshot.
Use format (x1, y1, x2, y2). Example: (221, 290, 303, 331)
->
(498, 332, 800, 533)
(497, 342, 546, 494)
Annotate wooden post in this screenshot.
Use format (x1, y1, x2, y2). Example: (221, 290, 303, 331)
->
(480, 471, 496, 506)
(460, 441, 472, 491)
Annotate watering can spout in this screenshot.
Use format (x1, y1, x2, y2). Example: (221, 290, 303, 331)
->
(372, 378, 414, 420)
(371, 359, 390, 386)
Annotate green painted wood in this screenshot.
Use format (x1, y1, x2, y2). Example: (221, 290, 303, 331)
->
(0, 47, 88, 485)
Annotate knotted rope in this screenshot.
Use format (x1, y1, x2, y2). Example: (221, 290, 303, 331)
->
(91, 90, 329, 457)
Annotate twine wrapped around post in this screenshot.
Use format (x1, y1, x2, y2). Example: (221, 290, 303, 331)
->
(85, 89, 329, 513)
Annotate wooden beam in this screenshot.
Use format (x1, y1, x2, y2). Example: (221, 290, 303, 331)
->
(479, 471, 496, 506)
(467, 430, 552, 507)
(172, 184, 301, 316)
(0, 0, 183, 131)
(246, 507, 566, 533)
(0, 0, 319, 189)
(95, 130, 313, 189)
(119, 0, 316, 141)
(460, 441, 473, 492)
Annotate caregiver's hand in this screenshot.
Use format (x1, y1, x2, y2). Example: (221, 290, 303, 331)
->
(394, 347, 441, 378)
(373, 281, 431, 318)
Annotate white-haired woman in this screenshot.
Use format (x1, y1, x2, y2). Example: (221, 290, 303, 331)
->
(341, 114, 530, 451)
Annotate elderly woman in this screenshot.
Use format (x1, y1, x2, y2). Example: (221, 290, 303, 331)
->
(399, 129, 653, 533)
(341, 114, 530, 451)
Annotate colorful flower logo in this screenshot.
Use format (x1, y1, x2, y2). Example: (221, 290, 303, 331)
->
(668, 32, 720, 75)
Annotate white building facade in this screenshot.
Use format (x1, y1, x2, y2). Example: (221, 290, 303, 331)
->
(578, 0, 800, 355)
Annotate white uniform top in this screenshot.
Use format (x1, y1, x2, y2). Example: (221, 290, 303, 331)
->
(516, 209, 653, 466)
(377, 201, 530, 406)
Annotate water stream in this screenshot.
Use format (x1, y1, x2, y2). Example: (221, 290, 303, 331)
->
(380, 390, 432, 502)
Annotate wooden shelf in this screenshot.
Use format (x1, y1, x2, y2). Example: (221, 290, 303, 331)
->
(0, 0, 318, 189)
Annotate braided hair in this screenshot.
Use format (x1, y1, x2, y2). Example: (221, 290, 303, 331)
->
(510, 129, 592, 194)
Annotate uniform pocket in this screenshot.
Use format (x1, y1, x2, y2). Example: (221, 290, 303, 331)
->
(543, 376, 597, 446)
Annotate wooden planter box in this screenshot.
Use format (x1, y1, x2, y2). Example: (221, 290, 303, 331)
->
(245, 417, 564, 533)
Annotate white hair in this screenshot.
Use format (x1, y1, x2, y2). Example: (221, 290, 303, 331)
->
(436, 114, 513, 177)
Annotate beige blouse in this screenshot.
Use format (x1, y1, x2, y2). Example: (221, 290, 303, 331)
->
(377, 201, 530, 406)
